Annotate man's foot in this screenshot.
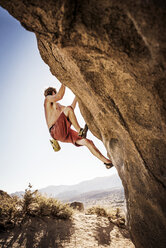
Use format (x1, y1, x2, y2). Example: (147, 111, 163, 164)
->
(104, 162, 113, 169)
(79, 124, 88, 138)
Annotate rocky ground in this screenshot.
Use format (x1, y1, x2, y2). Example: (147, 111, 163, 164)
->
(0, 212, 134, 248)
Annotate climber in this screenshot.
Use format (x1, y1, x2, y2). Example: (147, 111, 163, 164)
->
(44, 84, 113, 169)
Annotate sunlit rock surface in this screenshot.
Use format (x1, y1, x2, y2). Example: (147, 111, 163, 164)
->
(0, 0, 166, 247)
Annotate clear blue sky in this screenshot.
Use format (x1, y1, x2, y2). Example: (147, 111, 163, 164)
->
(0, 7, 117, 193)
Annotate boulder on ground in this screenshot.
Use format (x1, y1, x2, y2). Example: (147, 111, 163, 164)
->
(70, 202, 84, 212)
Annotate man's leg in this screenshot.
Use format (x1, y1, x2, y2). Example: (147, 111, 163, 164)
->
(76, 138, 112, 164)
(63, 106, 81, 132)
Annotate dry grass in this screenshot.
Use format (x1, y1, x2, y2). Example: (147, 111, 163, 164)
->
(86, 206, 108, 217)
(86, 206, 126, 228)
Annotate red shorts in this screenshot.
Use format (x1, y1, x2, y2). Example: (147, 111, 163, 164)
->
(49, 112, 83, 147)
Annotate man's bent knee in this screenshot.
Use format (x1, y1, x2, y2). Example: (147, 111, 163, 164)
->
(68, 105, 73, 109)
(64, 106, 74, 116)
(67, 106, 74, 114)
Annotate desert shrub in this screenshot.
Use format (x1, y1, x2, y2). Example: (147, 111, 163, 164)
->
(0, 193, 21, 231)
(106, 207, 126, 228)
(21, 185, 73, 220)
(34, 193, 73, 219)
(86, 206, 108, 217)
(0, 196, 16, 219)
(86, 206, 126, 228)
(22, 183, 38, 215)
(0, 184, 73, 232)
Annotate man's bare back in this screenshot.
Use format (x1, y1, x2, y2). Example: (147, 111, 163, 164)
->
(44, 85, 66, 129)
(44, 100, 65, 129)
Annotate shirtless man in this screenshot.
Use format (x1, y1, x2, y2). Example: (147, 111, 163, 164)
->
(44, 84, 113, 169)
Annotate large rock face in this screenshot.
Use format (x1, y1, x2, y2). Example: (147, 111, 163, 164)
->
(0, 0, 165, 247)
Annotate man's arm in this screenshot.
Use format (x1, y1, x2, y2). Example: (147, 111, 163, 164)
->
(46, 84, 66, 102)
(71, 96, 77, 109)
(56, 84, 66, 100)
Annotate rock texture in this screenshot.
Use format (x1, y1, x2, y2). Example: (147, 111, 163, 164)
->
(0, 0, 166, 247)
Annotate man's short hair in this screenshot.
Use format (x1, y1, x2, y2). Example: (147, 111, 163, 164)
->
(44, 87, 57, 97)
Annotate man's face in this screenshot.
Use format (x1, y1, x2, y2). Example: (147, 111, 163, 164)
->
(52, 91, 56, 95)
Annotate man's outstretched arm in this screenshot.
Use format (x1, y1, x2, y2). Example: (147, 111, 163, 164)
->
(46, 84, 66, 102)
(71, 96, 77, 109)
(57, 84, 66, 100)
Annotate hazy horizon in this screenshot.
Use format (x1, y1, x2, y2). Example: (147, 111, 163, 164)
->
(12, 173, 119, 193)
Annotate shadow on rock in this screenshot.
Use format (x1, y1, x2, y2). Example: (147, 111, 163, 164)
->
(118, 226, 131, 239)
(0, 216, 75, 248)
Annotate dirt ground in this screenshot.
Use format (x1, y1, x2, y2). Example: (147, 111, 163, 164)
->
(0, 213, 135, 248)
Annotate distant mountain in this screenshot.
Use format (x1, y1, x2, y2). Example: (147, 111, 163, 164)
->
(39, 174, 122, 197)
(11, 191, 24, 198)
(12, 174, 124, 207)
(39, 173, 123, 199)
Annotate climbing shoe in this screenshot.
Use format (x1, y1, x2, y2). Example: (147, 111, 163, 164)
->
(78, 124, 88, 138)
(104, 162, 113, 169)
